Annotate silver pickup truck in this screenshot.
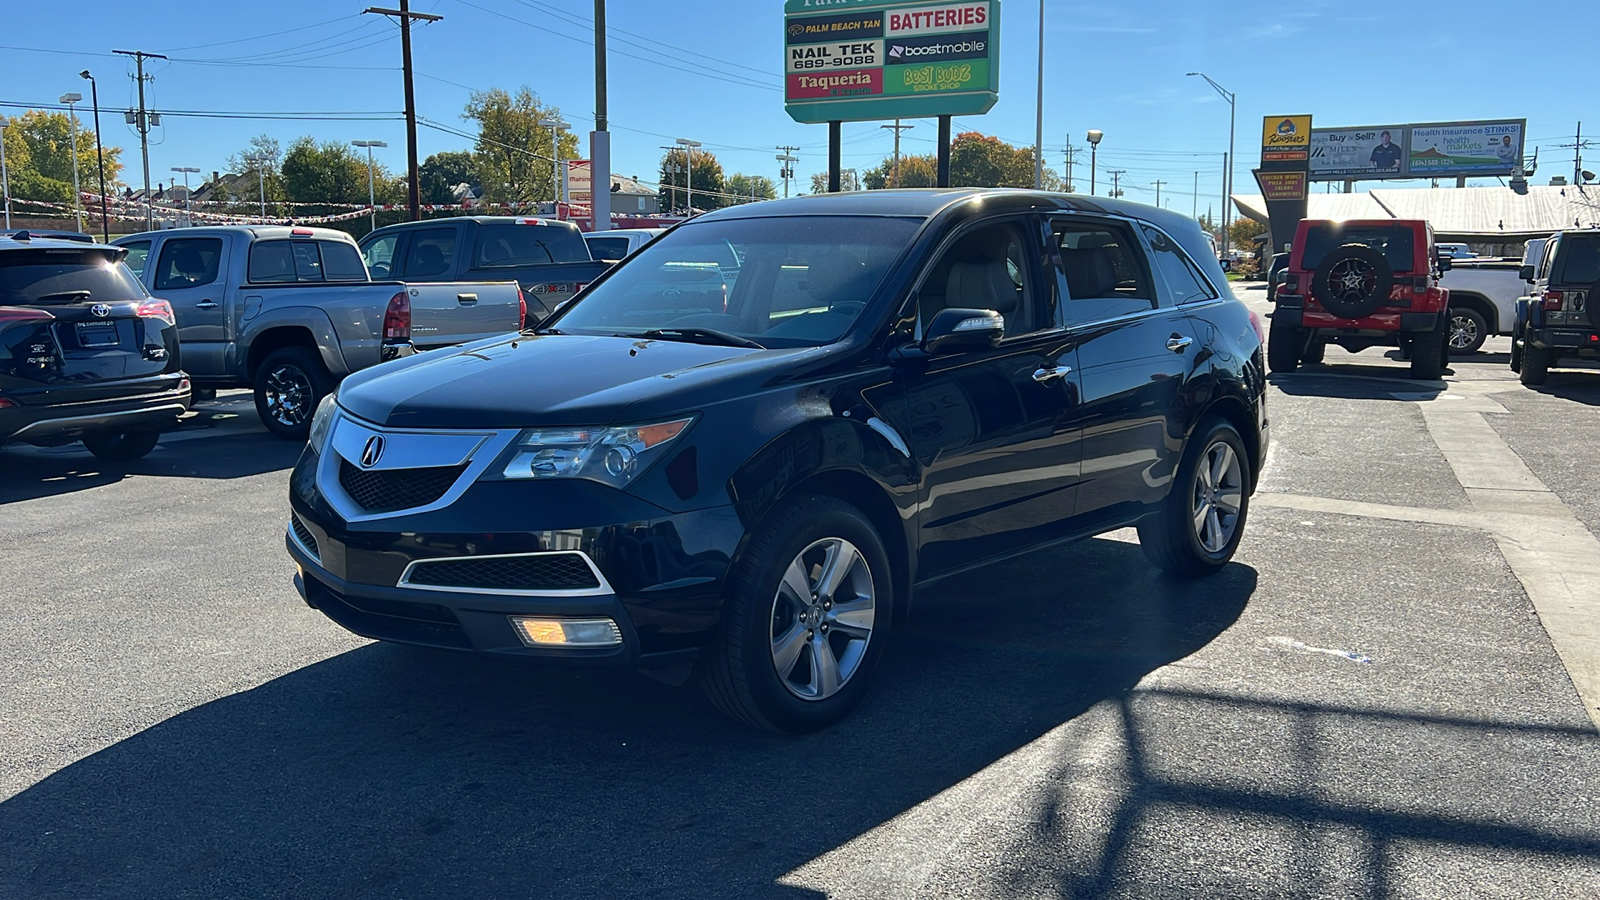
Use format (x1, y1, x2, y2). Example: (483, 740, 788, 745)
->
(113, 226, 521, 438)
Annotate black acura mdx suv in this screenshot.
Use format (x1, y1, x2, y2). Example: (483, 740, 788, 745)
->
(287, 189, 1268, 732)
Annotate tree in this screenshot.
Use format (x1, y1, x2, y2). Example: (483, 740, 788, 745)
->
(808, 169, 861, 194)
(464, 86, 579, 206)
(224, 135, 286, 214)
(227, 134, 282, 177)
(724, 173, 776, 203)
(1227, 215, 1263, 251)
(0, 109, 123, 205)
(862, 153, 938, 190)
(659, 147, 726, 212)
(281, 137, 381, 205)
(419, 150, 475, 204)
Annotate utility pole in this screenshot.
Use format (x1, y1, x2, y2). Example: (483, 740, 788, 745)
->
(0, 117, 11, 228)
(113, 49, 166, 231)
(364, 3, 440, 222)
(590, 0, 612, 232)
(776, 148, 798, 198)
(1151, 179, 1165, 207)
(881, 120, 913, 187)
(1109, 169, 1126, 199)
(1062, 145, 1079, 193)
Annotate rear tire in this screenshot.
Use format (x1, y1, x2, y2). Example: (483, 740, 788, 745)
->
(1409, 321, 1447, 380)
(1520, 342, 1551, 385)
(1446, 306, 1488, 355)
(1138, 418, 1251, 577)
(1302, 340, 1326, 365)
(700, 495, 891, 733)
(1266, 322, 1300, 373)
(1509, 332, 1523, 373)
(83, 429, 160, 462)
(254, 347, 332, 441)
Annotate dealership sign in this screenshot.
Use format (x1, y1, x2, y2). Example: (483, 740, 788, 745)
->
(783, 0, 1001, 124)
(1308, 119, 1526, 181)
(565, 159, 592, 203)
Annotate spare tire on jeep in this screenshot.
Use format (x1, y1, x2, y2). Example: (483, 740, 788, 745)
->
(1311, 243, 1394, 319)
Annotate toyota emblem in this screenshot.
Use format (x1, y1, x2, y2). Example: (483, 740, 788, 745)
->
(360, 435, 386, 468)
(90, 304, 112, 318)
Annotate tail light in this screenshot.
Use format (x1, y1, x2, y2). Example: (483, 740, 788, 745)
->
(383, 291, 411, 342)
(1247, 309, 1265, 343)
(1283, 274, 1299, 292)
(0, 308, 54, 325)
(136, 299, 176, 326)
(1542, 290, 1564, 310)
(518, 288, 528, 328)
(574, 283, 589, 294)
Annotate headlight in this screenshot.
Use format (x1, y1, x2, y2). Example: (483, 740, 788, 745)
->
(307, 393, 339, 453)
(498, 417, 693, 488)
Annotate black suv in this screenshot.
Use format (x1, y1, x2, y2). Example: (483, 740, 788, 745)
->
(287, 190, 1268, 732)
(0, 233, 189, 460)
(1513, 229, 1600, 384)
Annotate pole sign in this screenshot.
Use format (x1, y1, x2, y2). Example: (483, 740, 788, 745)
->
(1307, 119, 1526, 181)
(1261, 115, 1312, 163)
(565, 159, 592, 204)
(783, 0, 1001, 124)
(1258, 114, 1312, 256)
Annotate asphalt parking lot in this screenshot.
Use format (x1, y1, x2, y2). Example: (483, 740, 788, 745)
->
(4, 288, 1600, 898)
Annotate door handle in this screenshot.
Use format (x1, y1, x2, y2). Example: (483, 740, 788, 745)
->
(1166, 334, 1194, 353)
(1032, 365, 1073, 383)
(456, 293, 479, 304)
(195, 300, 218, 310)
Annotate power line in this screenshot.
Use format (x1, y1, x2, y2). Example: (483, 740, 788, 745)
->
(160, 14, 362, 52)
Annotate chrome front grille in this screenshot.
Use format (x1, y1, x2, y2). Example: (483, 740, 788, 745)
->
(400, 552, 610, 596)
(338, 459, 468, 514)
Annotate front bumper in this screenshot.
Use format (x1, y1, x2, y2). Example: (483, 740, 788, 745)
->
(287, 447, 745, 666)
(1, 383, 191, 445)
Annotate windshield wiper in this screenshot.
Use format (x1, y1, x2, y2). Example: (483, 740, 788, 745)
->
(635, 327, 765, 349)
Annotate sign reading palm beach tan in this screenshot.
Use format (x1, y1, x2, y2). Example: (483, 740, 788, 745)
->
(784, 0, 1001, 125)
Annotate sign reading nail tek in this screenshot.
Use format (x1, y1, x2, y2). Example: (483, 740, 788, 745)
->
(784, 0, 1001, 125)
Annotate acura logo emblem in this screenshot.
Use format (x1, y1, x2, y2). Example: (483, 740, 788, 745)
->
(360, 435, 386, 468)
(90, 304, 112, 318)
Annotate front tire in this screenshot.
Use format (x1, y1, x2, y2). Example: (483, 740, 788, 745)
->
(1138, 418, 1251, 577)
(1446, 306, 1488, 355)
(701, 495, 891, 733)
(254, 347, 332, 441)
(82, 429, 161, 462)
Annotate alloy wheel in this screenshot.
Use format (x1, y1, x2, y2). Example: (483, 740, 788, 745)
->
(1191, 441, 1244, 554)
(1327, 258, 1377, 303)
(769, 537, 876, 701)
(263, 364, 313, 428)
(1448, 314, 1480, 350)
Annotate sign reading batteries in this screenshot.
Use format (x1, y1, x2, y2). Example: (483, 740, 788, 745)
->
(783, 0, 1001, 124)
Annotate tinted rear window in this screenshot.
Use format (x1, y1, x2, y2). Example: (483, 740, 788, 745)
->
(1302, 225, 1415, 274)
(473, 223, 590, 267)
(586, 236, 630, 262)
(1553, 235, 1600, 285)
(0, 248, 147, 304)
(249, 240, 367, 283)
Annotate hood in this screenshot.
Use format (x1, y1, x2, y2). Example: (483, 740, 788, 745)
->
(338, 333, 816, 429)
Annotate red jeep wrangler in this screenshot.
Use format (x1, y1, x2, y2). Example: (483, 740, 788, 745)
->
(1268, 219, 1451, 380)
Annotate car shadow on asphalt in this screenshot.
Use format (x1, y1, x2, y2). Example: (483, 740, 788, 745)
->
(0, 432, 302, 504)
(1523, 370, 1600, 406)
(1268, 367, 1447, 402)
(0, 538, 1256, 899)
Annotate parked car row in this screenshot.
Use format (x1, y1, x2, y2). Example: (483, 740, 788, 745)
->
(284, 189, 1270, 733)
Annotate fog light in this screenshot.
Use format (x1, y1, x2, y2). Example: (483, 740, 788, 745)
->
(511, 616, 622, 648)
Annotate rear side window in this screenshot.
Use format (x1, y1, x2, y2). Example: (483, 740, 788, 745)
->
(121, 240, 151, 278)
(154, 238, 223, 291)
(1141, 225, 1219, 306)
(586, 236, 630, 262)
(473, 223, 590, 267)
(1302, 225, 1415, 274)
(319, 241, 367, 281)
(1553, 235, 1600, 286)
(0, 248, 147, 303)
(402, 229, 456, 278)
(249, 242, 298, 283)
(1051, 217, 1157, 324)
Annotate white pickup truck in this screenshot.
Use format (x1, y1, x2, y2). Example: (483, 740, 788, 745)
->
(1438, 240, 1546, 355)
(114, 225, 522, 438)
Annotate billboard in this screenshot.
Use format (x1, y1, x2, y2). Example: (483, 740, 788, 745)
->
(1308, 119, 1525, 181)
(783, 0, 1000, 125)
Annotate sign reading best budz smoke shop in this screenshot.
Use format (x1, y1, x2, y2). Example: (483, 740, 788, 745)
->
(784, 0, 1001, 124)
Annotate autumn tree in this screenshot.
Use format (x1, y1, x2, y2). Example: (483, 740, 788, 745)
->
(659, 147, 726, 212)
(0, 109, 123, 205)
(724, 173, 777, 203)
(464, 86, 580, 206)
(862, 153, 938, 190)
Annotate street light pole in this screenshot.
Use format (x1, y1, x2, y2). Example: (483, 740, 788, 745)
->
(539, 118, 568, 213)
(676, 138, 701, 216)
(1187, 72, 1236, 259)
(0, 116, 10, 228)
(170, 167, 199, 226)
(61, 93, 84, 232)
(352, 140, 387, 232)
(79, 72, 110, 241)
(245, 156, 267, 221)
(1034, 0, 1045, 189)
(1086, 129, 1103, 196)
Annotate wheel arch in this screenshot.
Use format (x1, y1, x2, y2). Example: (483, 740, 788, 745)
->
(1196, 394, 1263, 492)
(246, 326, 324, 381)
(1447, 291, 1499, 333)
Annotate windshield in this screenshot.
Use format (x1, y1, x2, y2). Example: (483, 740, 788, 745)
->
(1302, 225, 1415, 274)
(549, 215, 921, 348)
(0, 248, 147, 304)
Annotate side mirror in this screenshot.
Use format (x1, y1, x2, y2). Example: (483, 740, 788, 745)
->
(1519, 265, 1535, 282)
(921, 308, 1005, 356)
(1435, 255, 1452, 272)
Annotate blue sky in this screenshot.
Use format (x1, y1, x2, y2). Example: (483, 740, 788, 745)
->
(0, 0, 1589, 213)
